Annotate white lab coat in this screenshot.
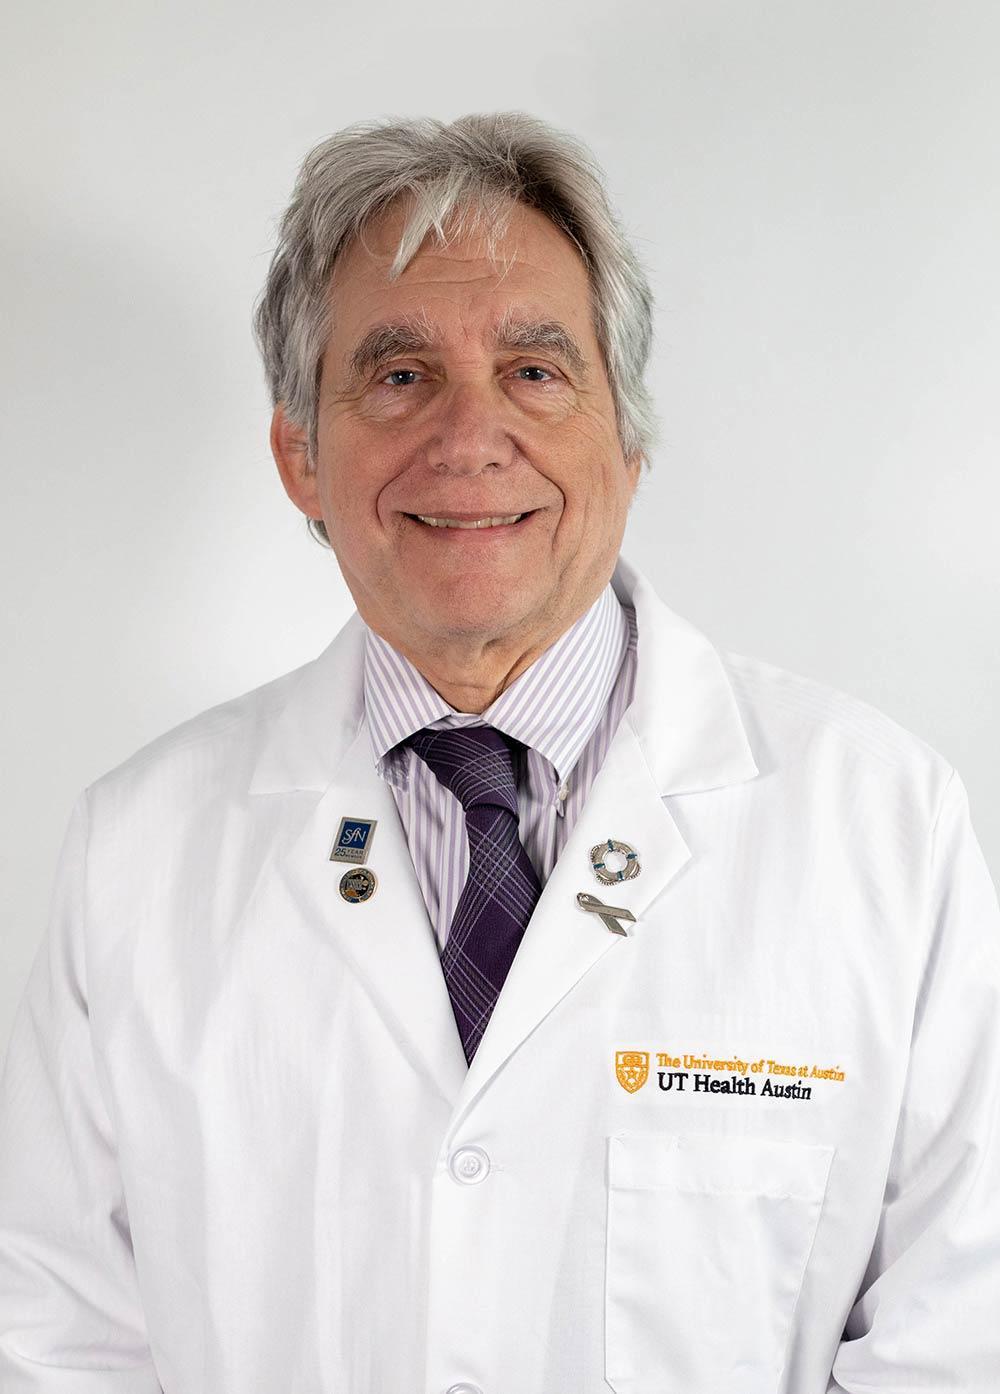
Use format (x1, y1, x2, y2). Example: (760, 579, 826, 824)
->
(1, 553, 999, 1394)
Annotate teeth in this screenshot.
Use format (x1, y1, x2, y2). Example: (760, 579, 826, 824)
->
(415, 514, 524, 529)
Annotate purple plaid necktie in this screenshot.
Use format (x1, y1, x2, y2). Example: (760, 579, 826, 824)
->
(405, 724, 544, 1065)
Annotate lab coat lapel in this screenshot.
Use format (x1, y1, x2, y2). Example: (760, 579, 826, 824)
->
(454, 553, 762, 1116)
(455, 713, 692, 1113)
(245, 613, 468, 1108)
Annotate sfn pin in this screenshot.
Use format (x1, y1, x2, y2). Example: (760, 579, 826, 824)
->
(330, 816, 378, 865)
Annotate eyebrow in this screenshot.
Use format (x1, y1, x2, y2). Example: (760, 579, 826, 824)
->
(344, 308, 590, 386)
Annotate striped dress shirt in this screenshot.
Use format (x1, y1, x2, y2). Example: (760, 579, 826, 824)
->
(362, 581, 639, 951)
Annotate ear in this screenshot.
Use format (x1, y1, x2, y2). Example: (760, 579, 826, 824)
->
(270, 404, 323, 519)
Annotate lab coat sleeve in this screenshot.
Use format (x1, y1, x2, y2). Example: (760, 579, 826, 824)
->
(829, 767, 1000, 1393)
(0, 791, 162, 1392)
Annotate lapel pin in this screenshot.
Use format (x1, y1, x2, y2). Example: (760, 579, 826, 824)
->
(339, 867, 378, 904)
(330, 816, 378, 865)
(577, 891, 636, 937)
(590, 838, 641, 885)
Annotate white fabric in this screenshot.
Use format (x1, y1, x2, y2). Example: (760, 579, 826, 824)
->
(1, 552, 998, 1393)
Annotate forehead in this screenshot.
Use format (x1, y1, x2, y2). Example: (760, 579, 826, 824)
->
(327, 197, 594, 328)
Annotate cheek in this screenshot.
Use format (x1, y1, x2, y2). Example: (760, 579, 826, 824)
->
(318, 438, 395, 524)
(563, 451, 629, 515)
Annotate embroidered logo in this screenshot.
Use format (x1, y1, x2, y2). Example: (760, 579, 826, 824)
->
(613, 1046, 847, 1102)
(616, 1050, 650, 1093)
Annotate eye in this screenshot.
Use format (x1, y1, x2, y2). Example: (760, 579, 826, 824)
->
(378, 364, 557, 389)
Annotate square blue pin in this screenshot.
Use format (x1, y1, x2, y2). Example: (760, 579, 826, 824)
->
(330, 816, 378, 865)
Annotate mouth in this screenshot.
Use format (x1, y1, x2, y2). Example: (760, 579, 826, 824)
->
(404, 509, 539, 533)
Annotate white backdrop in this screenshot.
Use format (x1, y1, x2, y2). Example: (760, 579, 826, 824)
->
(2, 0, 998, 1056)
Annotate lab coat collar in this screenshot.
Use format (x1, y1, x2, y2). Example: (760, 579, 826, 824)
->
(611, 552, 759, 792)
(248, 552, 759, 798)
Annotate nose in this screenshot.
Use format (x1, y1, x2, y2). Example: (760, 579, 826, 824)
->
(426, 379, 518, 477)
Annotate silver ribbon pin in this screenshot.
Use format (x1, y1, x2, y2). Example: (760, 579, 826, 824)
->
(576, 891, 637, 937)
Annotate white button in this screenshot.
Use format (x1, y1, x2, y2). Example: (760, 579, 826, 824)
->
(448, 1145, 490, 1184)
(446, 1385, 483, 1394)
(557, 781, 570, 801)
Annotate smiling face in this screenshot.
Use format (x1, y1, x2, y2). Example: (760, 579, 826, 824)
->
(272, 195, 642, 668)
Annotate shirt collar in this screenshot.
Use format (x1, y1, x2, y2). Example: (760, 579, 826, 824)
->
(362, 583, 630, 791)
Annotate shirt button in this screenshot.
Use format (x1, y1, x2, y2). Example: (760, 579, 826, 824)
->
(445, 1384, 483, 1394)
(557, 780, 570, 802)
(448, 1145, 490, 1184)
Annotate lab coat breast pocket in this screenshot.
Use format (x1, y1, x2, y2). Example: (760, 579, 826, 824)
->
(605, 1130, 835, 1394)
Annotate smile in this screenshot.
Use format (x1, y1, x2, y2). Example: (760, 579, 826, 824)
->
(406, 511, 536, 530)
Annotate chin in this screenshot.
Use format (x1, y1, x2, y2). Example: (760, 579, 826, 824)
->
(416, 586, 531, 638)
(425, 564, 524, 598)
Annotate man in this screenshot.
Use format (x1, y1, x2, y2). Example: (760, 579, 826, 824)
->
(1, 111, 998, 1393)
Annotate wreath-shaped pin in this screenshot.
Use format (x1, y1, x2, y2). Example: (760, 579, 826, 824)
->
(589, 838, 641, 885)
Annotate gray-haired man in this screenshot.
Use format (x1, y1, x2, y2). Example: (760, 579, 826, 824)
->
(1, 111, 998, 1393)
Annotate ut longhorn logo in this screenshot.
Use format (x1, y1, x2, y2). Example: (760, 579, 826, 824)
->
(616, 1050, 649, 1093)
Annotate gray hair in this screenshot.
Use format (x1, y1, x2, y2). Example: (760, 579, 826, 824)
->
(252, 110, 661, 548)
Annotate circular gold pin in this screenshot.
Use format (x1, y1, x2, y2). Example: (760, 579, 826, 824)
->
(590, 838, 641, 885)
(339, 866, 378, 903)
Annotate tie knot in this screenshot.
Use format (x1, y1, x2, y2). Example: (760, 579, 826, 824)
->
(405, 724, 521, 815)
